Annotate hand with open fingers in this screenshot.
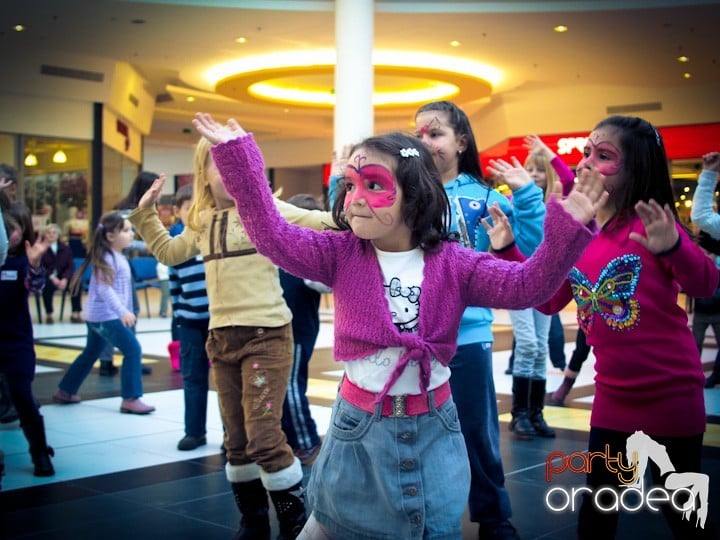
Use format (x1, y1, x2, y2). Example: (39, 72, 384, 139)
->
(482, 202, 514, 251)
(0, 178, 12, 190)
(558, 168, 608, 225)
(137, 173, 166, 210)
(26, 234, 51, 269)
(486, 156, 532, 191)
(193, 113, 247, 145)
(333, 143, 354, 177)
(702, 151, 720, 172)
(121, 312, 136, 328)
(630, 199, 679, 253)
(523, 134, 554, 160)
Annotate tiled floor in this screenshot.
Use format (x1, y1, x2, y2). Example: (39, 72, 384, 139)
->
(1, 299, 719, 539)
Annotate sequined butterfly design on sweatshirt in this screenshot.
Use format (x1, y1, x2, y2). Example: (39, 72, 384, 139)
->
(569, 254, 642, 333)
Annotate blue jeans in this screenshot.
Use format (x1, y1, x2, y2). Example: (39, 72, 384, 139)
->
(178, 325, 210, 437)
(59, 320, 143, 399)
(308, 394, 469, 539)
(509, 308, 551, 379)
(449, 342, 512, 523)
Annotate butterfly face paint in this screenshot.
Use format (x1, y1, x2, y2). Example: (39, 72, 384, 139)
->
(343, 154, 398, 212)
(577, 129, 624, 176)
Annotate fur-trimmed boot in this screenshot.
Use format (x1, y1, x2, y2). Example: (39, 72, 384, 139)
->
(230, 479, 271, 540)
(21, 415, 55, 476)
(529, 379, 556, 438)
(269, 482, 307, 540)
(510, 376, 535, 440)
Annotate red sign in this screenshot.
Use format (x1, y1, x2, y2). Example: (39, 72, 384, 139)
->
(479, 122, 720, 175)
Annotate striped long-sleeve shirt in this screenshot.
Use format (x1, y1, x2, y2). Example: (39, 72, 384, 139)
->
(168, 222, 209, 329)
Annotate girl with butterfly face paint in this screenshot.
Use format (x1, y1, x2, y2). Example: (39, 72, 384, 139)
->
(535, 115, 719, 539)
(194, 111, 603, 539)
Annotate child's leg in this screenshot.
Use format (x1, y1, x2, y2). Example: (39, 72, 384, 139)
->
(209, 325, 305, 537)
(281, 340, 321, 455)
(297, 513, 333, 540)
(650, 433, 708, 538)
(5, 371, 54, 476)
(58, 324, 109, 394)
(98, 320, 144, 399)
(178, 325, 210, 439)
(578, 427, 628, 539)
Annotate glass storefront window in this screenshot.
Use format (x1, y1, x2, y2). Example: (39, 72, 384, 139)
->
(22, 136, 91, 256)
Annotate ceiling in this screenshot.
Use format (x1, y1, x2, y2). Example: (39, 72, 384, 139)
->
(2, 0, 720, 148)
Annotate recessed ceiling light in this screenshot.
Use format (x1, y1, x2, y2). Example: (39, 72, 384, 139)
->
(677, 55, 689, 63)
(185, 96, 196, 103)
(683, 72, 692, 79)
(13, 24, 25, 32)
(449, 40, 461, 47)
(235, 37, 247, 44)
(553, 25, 568, 33)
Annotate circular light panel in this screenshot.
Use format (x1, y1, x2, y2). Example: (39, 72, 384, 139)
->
(209, 50, 499, 109)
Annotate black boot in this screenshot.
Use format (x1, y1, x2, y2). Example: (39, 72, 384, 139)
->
(510, 376, 535, 440)
(231, 479, 271, 540)
(269, 481, 307, 540)
(0, 374, 18, 424)
(21, 415, 55, 476)
(529, 379, 556, 438)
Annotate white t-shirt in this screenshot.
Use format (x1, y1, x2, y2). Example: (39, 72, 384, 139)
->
(344, 246, 451, 395)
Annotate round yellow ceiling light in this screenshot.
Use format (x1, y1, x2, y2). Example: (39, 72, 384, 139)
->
(206, 50, 501, 109)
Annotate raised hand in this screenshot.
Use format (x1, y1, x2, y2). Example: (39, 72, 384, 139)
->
(137, 173, 166, 210)
(333, 143, 354, 177)
(0, 178, 13, 191)
(26, 234, 51, 269)
(486, 156, 532, 191)
(482, 202, 514, 251)
(559, 167, 608, 225)
(702, 151, 720, 173)
(630, 199, 679, 253)
(523, 134, 554, 160)
(193, 113, 247, 145)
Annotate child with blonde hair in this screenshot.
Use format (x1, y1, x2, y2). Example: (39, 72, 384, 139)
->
(130, 135, 334, 539)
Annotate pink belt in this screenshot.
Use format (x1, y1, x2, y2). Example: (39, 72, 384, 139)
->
(339, 377, 451, 417)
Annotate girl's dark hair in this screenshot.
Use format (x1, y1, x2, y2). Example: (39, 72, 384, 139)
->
(331, 132, 450, 250)
(6, 202, 35, 255)
(71, 211, 126, 294)
(595, 115, 678, 223)
(115, 171, 159, 211)
(414, 100, 490, 187)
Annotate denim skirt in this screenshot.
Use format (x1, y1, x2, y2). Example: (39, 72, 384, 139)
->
(306, 394, 470, 539)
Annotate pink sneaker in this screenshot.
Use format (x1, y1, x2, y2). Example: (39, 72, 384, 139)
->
(52, 389, 81, 404)
(120, 398, 155, 415)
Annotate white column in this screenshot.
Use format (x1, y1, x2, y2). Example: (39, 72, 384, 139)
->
(333, 0, 374, 152)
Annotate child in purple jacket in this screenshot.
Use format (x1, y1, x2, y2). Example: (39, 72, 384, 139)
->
(193, 112, 605, 539)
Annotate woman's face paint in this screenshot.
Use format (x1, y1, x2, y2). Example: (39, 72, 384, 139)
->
(577, 127, 624, 176)
(343, 154, 398, 212)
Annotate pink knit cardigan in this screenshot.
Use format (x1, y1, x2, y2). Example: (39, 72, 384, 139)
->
(212, 134, 596, 399)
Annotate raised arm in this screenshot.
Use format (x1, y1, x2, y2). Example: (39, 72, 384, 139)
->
(690, 152, 720, 238)
(193, 113, 339, 286)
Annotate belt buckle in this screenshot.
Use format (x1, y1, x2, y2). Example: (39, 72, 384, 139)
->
(390, 395, 408, 417)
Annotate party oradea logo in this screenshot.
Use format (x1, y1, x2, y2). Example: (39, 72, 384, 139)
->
(544, 430, 708, 529)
